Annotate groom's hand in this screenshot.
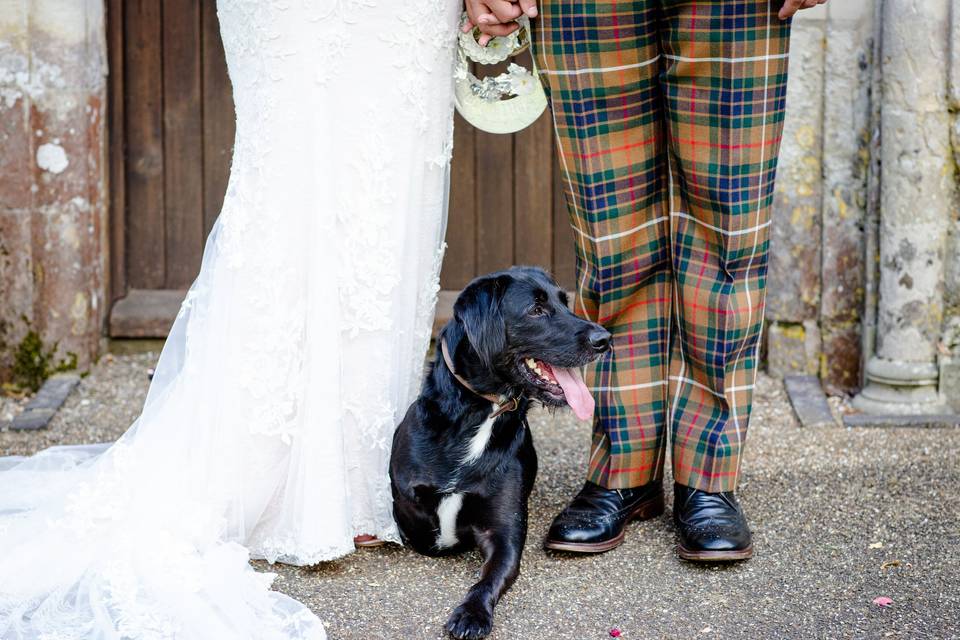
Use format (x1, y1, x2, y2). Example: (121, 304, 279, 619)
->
(778, 0, 827, 20)
(463, 0, 538, 46)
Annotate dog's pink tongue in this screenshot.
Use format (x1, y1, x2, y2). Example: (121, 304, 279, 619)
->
(552, 366, 595, 421)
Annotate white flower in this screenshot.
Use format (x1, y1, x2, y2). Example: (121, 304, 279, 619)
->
(506, 64, 537, 97)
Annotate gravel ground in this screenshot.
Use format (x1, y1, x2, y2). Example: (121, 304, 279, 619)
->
(3, 352, 958, 639)
(0, 391, 29, 425)
(0, 352, 154, 456)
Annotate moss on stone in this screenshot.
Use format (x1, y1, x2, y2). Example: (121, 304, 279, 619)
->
(11, 330, 77, 392)
(776, 323, 807, 341)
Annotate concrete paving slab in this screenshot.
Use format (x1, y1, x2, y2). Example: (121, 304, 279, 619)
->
(784, 374, 837, 428)
(8, 373, 80, 431)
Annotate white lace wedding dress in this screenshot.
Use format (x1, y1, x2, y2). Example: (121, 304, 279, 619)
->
(0, 1, 459, 637)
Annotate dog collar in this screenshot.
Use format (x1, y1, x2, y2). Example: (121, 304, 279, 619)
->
(440, 338, 520, 419)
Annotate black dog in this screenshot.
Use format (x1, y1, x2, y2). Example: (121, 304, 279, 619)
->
(390, 267, 611, 639)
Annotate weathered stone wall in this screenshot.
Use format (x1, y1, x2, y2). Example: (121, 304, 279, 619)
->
(768, 3, 876, 394)
(817, 2, 874, 395)
(768, 5, 827, 381)
(769, 0, 960, 408)
(937, 0, 960, 409)
(0, 0, 108, 381)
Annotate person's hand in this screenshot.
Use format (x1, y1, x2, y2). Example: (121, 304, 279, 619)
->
(516, 0, 538, 17)
(463, 0, 538, 46)
(778, 0, 827, 20)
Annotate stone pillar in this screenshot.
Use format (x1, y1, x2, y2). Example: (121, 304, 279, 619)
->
(817, 0, 874, 395)
(853, 0, 954, 414)
(766, 6, 826, 378)
(939, 0, 960, 411)
(0, 0, 108, 381)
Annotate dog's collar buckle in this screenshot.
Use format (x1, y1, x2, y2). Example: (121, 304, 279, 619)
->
(489, 396, 520, 420)
(440, 338, 521, 419)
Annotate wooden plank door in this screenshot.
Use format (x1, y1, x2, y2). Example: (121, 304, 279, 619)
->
(109, 0, 237, 335)
(108, 1, 576, 337)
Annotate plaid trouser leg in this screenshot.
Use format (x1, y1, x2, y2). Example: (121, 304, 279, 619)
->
(536, 1, 672, 490)
(537, 1, 790, 492)
(661, 2, 790, 492)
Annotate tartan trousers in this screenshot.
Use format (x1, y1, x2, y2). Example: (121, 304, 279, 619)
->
(535, 0, 791, 492)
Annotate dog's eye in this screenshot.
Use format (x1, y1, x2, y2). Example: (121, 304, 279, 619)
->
(529, 304, 547, 317)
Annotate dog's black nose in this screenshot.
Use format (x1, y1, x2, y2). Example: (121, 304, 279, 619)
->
(588, 328, 612, 353)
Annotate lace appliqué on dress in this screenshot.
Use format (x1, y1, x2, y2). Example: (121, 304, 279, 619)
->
(337, 127, 399, 337)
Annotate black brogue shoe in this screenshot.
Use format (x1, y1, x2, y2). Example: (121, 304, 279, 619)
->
(544, 481, 664, 553)
(674, 483, 753, 561)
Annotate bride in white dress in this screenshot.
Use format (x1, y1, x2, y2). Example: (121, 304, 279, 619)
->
(0, 1, 461, 637)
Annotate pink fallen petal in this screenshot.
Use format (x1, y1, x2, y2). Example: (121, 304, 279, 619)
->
(609, 629, 622, 638)
(873, 596, 893, 608)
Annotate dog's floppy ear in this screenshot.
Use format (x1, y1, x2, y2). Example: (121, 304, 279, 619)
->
(454, 274, 510, 369)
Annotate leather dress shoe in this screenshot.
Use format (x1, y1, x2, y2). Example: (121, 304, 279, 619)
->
(544, 481, 664, 553)
(673, 483, 753, 561)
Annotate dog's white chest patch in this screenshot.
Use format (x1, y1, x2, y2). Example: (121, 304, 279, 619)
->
(462, 407, 497, 465)
(435, 492, 464, 549)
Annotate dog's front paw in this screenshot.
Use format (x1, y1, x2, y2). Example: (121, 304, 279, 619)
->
(445, 601, 494, 640)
